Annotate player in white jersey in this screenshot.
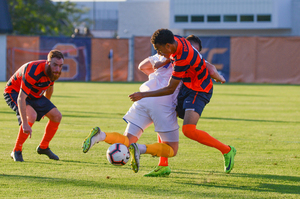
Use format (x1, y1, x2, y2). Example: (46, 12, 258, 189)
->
(124, 54, 180, 137)
(82, 35, 225, 176)
(82, 53, 181, 175)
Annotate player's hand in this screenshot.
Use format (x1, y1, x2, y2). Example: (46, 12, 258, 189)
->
(22, 123, 32, 138)
(129, 92, 143, 102)
(214, 75, 226, 84)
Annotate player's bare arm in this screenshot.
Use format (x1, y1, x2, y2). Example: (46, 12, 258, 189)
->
(17, 91, 32, 137)
(206, 62, 226, 83)
(44, 85, 54, 100)
(138, 58, 154, 75)
(129, 77, 180, 101)
(139, 57, 171, 76)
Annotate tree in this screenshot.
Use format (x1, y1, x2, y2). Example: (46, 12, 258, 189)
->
(8, 0, 92, 36)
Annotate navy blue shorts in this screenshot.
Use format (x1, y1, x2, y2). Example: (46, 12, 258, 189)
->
(176, 84, 213, 119)
(3, 91, 56, 125)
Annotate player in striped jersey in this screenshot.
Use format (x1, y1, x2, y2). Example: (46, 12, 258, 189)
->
(3, 50, 64, 162)
(143, 35, 227, 177)
(129, 29, 236, 174)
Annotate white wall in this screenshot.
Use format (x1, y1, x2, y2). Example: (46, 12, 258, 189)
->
(170, 0, 292, 30)
(0, 35, 6, 81)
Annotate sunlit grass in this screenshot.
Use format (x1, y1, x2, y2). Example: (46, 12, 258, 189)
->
(0, 82, 299, 198)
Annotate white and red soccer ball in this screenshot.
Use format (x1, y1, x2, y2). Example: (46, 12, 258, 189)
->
(106, 143, 130, 166)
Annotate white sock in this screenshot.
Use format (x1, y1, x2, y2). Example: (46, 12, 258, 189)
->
(91, 131, 106, 146)
(137, 144, 146, 154)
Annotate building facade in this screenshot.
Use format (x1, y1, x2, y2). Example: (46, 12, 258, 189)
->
(70, 0, 300, 38)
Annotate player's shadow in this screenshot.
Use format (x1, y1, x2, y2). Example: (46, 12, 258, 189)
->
(175, 172, 300, 195)
(217, 93, 267, 97)
(202, 116, 299, 124)
(0, 173, 188, 196)
(52, 95, 78, 98)
(62, 110, 124, 118)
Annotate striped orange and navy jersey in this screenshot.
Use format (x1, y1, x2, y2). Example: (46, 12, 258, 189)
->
(4, 60, 54, 99)
(171, 35, 213, 93)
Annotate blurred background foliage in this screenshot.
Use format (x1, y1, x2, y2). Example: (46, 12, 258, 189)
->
(8, 0, 92, 36)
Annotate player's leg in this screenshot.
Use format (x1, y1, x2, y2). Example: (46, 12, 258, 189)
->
(130, 129, 178, 175)
(83, 103, 151, 153)
(11, 105, 36, 162)
(82, 122, 143, 173)
(177, 87, 236, 172)
(82, 123, 141, 153)
(143, 129, 179, 177)
(182, 110, 231, 153)
(31, 96, 60, 160)
(82, 127, 131, 152)
(182, 109, 236, 173)
(124, 122, 144, 173)
(143, 97, 179, 176)
(148, 135, 171, 176)
(41, 107, 62, 148)
(129, 140, 177, 174)
(143, 134, 170, 169)
(4, 92, 33, 161)
(157, 134, 169, 167)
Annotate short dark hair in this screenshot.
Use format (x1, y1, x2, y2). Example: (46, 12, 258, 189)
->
(47, 50, 64, 61)
(151, 29, 175, 45)
(186, 35, 202, 51)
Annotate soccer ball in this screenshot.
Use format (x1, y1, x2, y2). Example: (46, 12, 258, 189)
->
(106, 143, 130, 166)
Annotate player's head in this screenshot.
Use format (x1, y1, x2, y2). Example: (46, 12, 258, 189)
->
(47, 49, 64, 61)
(46, 50, 64, 81)
(186, 35, 202, 52)
(151, 29, 176, 58)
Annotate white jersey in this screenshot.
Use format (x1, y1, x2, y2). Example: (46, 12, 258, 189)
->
(123, 54, 180, 133)
(138, 54, 180, 108)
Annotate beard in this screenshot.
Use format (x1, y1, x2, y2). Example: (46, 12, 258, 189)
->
(46, 65, 61, 81)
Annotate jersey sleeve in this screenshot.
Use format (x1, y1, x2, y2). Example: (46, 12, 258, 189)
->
(20, 64, 37, 95)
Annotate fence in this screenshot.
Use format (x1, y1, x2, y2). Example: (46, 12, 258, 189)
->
(4, 35, 300, 84)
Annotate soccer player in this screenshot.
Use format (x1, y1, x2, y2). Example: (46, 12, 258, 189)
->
(129, 29, 236, 174)
(3, 50, 64, 162)
(143, 35, 226, 177)
(82, 52, 181, 174)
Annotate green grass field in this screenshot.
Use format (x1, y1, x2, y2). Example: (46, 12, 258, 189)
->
(0, 82, 299, 199)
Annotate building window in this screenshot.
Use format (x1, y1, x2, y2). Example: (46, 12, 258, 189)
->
(224, 15, 237, 22)
(257, 14, 271, 22)
(240, 15, 254, 22)
(175, 15, 188, 22)
(191, 15, 204, 22)
(207, 15, 221, 22)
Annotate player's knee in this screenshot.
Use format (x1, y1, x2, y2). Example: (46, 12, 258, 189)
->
(166, 145, 178, 157)
(51, 110, 62, 123)
(182, 124, 196, 139)
(168, 144, 178, 156)
(162, 144, 176, 157)
(172, 147, 178, 156)
(27, 111, 37, 123)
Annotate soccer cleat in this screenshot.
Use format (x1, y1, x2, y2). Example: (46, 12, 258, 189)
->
(128, 143, 140, 173)
(11, 151, 24, 162)
(144, 166, 171, 177)
(223, 145, 236, 174)
(82, 127, 101, 153)
(37, 146, 59, 160)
